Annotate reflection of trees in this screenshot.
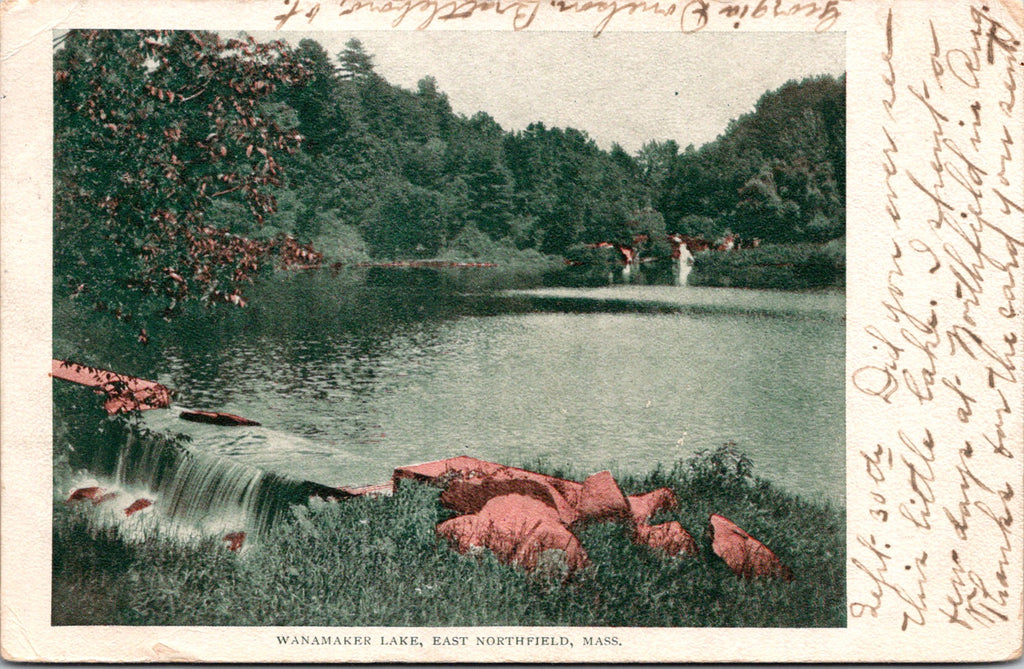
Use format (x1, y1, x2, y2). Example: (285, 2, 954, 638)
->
(152, 271, 463, 439)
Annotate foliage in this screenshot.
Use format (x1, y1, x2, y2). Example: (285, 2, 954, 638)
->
(660, 75, 846, 245)
(55, 32, 844, 327)
(683, 442, 754, 496)
(54, 30, 319, 327)
(689, 242, 844, 290)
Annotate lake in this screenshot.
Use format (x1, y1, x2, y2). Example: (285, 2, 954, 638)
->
(139, 270, 846, 505)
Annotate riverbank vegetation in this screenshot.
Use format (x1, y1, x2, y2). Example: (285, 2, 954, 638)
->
(53, 423, 844, 627)
(690, 239, 846, 290)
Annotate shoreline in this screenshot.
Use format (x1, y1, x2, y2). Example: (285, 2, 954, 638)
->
(52, 428, 845, 628)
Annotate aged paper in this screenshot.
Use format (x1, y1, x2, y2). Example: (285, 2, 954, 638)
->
(2, 0, 1023, 662)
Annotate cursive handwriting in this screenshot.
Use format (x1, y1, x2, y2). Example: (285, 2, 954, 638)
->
(271, 0, 846, 34)
(851, 3, 1022, 632)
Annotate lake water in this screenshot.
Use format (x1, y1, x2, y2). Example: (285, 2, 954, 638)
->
(140, 272, 846, 504)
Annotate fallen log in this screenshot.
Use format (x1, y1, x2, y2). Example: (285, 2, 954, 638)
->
(51, 359, 171, 414)
(179, 410, 261, 427)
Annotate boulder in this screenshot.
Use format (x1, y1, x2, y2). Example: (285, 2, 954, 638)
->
(634, 522, 698, 557)
(66, 487, 104, 503)
(436, 494, 588, 573)
(124, 498, 153, 517)
(392, 456, 505, 485)
(51, 359, 171, 414)
(577, 471, 631, 524)
(440, 477, 560, 515)
(441, 469, 581, 526)
(708, 514, 793, 581)
(66, 487, 118, 505)
(627, 488, 678, 524)
(393, 457, 584, 505)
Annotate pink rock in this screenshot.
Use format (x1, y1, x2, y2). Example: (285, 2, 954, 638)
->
(634, 522, 698, 557)
(440, 477, 560, 516)
(392, 456, 505, 485)
(449, 468, 581, 526)
(577, 471, 631, 524)
(436, 494, 589, 573)
(66, 486, 104, 503)
(628, 488, 678, 524)
(708, 514, 793, 581)
(124, 498, 153, 517)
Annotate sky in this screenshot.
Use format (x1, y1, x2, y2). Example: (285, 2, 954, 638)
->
(253, 31, 845, 153)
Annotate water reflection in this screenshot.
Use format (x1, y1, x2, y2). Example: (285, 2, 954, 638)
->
(136, 270, 844, 503)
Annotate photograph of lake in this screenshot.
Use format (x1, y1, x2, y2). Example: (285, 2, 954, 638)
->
(52, 29, 846, 628)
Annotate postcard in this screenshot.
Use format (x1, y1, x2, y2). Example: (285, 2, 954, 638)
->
(1, 0, 1021, 662)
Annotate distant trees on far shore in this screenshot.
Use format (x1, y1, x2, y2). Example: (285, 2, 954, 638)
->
(54, 30, 846, 323)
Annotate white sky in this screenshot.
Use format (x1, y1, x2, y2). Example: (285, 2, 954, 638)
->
(257, 31, 845, 153)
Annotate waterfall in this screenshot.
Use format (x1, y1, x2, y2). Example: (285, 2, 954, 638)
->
(79, 424, 346, 538)
(676, 247, 694, 286)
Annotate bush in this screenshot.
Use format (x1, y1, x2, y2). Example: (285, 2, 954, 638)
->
(689, 242, 844, 290)
(684, 442, 754, 496)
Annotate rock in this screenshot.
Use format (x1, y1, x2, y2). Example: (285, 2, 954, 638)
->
(440, 477, 560, 515)
(392, 457, 584, 504)
(66, 487, 119, 505)
(708, 514, 793, 581)
(51, 359, 172, 414)
(66, 487, 104, 503)
(634, 522, 698, 557)
(124, 498, 153, 517)
(392, 456, 506, 485)
(577, 471, 631, 524)
(628, 488, 678, 524)
(441, 469, 581, 526)
(436, 494, 588, 573)
(223, 532, 246, 552)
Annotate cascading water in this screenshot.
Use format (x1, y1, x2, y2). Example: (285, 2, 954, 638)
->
(675, 247, 694, 286)
(69, 415, 350, 543)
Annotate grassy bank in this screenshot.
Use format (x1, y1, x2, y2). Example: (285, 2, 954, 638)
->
(53, 431, 844, 627)
(689, 241, 845, 290)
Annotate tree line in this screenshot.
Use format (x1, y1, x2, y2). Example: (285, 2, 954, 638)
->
(54, 30, 845, 324)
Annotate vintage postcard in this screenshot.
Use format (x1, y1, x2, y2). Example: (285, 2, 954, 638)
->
(1, 0, 1021, 662)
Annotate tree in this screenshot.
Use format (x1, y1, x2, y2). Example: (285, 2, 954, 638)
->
(635, 139, 678, 206)
(659, 75, 845, 244)
(337, 38, 375, 81)
(54, 30, 316, 326)
(361, 178, 443, 257)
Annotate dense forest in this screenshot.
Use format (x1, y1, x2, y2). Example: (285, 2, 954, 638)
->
(54, 30, 845, 326)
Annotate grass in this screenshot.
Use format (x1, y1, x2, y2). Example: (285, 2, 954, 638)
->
(52, 443, 844, 628)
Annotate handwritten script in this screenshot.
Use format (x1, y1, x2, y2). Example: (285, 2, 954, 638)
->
(271, 0, 844, 35)
(850, 4, 1022, 632)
